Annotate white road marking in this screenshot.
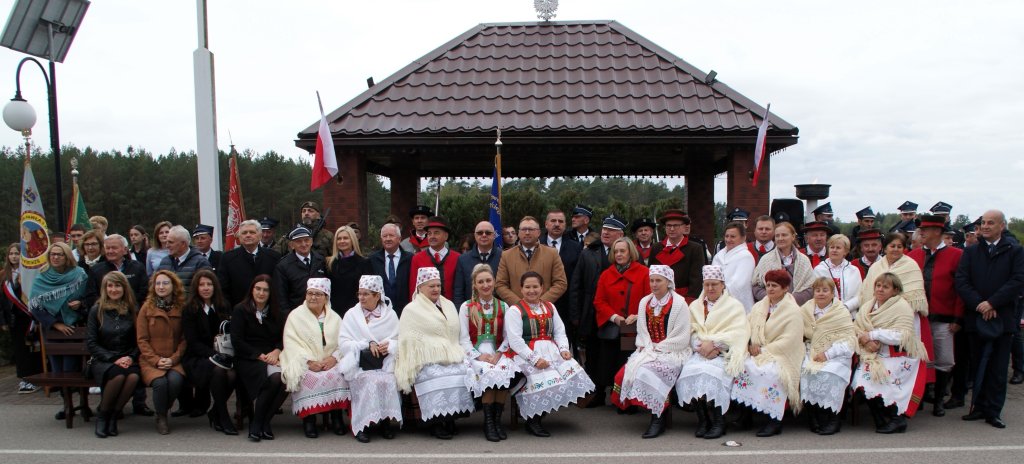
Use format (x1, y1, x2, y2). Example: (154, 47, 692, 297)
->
(1, 445, 1024, 459)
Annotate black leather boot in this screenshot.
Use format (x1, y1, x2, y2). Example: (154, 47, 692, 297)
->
(642, 413, 666, 439)
(933, 371, 948, 417)
(303, 416, 319, 438)
(525, 416, 551, 437)
(492, 403, 507, 440)
(877, 406, 907, 434)
(330, 410, 346, 435)
(483, 403, 500, 442)
(817, 408, 841, 435)
(756, 418, 783, 437)
(704, 404, 726, 439)
(693, 400, 709, 438)
(866, 397, 887, 431)
(94, 411, 109, 438)
(806, 403, 820, 433)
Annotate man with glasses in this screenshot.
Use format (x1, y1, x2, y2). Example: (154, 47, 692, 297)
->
(495, 216, 567, 305)
(453, 221, 502, 307)
(648, 210, 704, 301)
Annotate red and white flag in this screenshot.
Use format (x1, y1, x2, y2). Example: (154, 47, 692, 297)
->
(752, 103, 771, 187)
(311, 92, 338, 191)
(224, 148, 247, 250)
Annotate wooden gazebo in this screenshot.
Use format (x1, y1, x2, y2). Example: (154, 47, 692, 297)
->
(296, 20, 799, 241)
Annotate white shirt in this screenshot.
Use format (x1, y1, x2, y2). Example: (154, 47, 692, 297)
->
(546, 235, 562, 252)
(429, 247, 449, 261)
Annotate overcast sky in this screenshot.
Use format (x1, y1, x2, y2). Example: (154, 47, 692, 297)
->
(1, 0, 1021, 220)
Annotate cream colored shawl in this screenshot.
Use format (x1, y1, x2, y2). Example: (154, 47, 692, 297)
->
(859, 255, 927, 316)
(619, 292, 692, 397)
(854, 295, 928, 384)
(394, 292, 464, 393)
(801, 298, 856, 373)
(689, 290, 750, 376)
(280, 304, 343, 392)
(748, 293, 805, 411)
(751, 248, 815, 294)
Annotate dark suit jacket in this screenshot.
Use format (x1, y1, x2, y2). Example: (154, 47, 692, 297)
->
(541, 234, 582, 313)
(570, 242, 610, 338)
(217, 246, 282, 308)
(272, 251, 327, 314)
(361, 248, 413, 316)
(452, 247, 502, 308)
(197, 249, 223, 270)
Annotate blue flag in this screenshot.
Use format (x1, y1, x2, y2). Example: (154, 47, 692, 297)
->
(489, 156, 503, 249)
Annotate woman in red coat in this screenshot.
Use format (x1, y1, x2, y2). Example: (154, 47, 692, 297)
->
(592, 237, 651, 410)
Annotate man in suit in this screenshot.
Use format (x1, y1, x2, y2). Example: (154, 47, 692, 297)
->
(955, 210, 1024, 429)
(362, 223, 413, 316)
(495, 216, 567, 305)
(541, 210, 583, 349)
(273, 226, 327, 313)
(192, 224, 222, 270)
(158, 225, 212, 293)
(569, 214, 625, 406)
(453, 220, 502, 308)
(568, 204, 599, 247)
(82, 234, 148, 309)
(218, 219, 282, 307)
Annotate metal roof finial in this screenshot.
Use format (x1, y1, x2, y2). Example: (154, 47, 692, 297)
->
(535, 0, 558, 22)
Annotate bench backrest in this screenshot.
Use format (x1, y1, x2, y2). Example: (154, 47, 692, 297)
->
(41, 327, 90, 360)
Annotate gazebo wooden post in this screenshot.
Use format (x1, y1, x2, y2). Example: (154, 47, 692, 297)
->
(322, 149, 368, 238)
(726, 147, 771, 239)
(686, 163, 716, 244)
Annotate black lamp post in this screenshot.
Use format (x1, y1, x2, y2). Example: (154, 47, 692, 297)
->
(3, 57, 64, 233)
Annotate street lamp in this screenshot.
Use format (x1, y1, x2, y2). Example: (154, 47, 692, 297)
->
(3, 57, 64, 233)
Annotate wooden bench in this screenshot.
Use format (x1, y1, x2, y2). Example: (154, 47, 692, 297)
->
(25, 327, 97, 429)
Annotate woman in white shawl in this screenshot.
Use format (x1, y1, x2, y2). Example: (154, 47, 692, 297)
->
(458, 264, 518, 442)
(800, 277, 856, 436)
(814, 235, 862, 316)
(751, 222, 815, 305)
(676, 265, 749, 440)
(506, 271, 594, 437)
(610, 265, 691, 439)
(338, 275, 401, 443)
(851, 272, 928, 434)
(712, 221, 756, 313)
(279, 278, 350, 439)
(731, 269, 806, 437)
(394, 267, 474, 440)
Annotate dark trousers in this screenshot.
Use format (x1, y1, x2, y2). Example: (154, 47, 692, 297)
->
(11, 312, 41, 379)
(950, 329, 972, 399)
(1011, 331, 1023, 374)
(968, 332, 1013, 418)
(591, 337, 631, 394)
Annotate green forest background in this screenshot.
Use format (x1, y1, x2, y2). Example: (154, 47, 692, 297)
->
(2, 145, 1022, 249)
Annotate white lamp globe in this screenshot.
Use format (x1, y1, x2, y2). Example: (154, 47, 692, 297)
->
(3, 98, 37, 132)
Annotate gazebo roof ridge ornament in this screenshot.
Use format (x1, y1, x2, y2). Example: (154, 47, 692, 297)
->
(535, 0, 558, 21)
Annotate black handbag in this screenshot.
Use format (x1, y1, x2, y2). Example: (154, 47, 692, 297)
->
(359, 349, 384, 371)
(974, 313, 1003, 341)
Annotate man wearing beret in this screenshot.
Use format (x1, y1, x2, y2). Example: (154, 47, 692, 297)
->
(647, 210, 705, 301)
(276, 201, 333, 257)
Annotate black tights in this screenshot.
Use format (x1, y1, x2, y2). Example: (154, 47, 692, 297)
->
(209, 367, 236, 416)
(100, 374, 140, 414)
(251, 373, 287, 433)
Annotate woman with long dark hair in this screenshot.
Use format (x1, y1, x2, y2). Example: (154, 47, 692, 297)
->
(86, 271, 141, 438)
(182, 269, 236, 435)
(231, 274, 287, 442)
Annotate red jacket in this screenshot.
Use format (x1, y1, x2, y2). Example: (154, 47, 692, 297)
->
(908, 246, 965, 322)
(593, 262, 651, 326)
(409, 249, 460, 301)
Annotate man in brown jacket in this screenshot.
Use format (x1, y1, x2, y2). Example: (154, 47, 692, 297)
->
(495, 216, 568, 304)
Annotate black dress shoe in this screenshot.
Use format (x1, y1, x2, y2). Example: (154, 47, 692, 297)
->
(430, 422, 453, 440)
(962, 410, 986, 421)
(986, 416, 1006, 429)
(641, 414, 665, 439)
(355, 429, 371, 443)
(247, 432, 261, 442)
(380, 422, 395, 439)
(1010, 372, 1024, 385)
(303, 417, 319, 438)
(755, 419, 783, 437)
(524, 417, 551, 437)
(877, 415, 907, 434)
(133, 405, 155, 416)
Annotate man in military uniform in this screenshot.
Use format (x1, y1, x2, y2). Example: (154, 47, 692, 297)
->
(568, 204, 599, 247)
(276, 201, 333, 257)
(963, 221, 979, 247)
(400, 205, 433, 254)
(850, 207, 875, 245)
(811, 202, 841, 236)
(191, 224, 222, 269)
(930, 201, 953, 223)
(259, 217, 281, 250)
(889, 201, 919, 235)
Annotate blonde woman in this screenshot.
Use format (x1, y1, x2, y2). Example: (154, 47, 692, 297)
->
(799, 277, 856, 435)
(813, 234, 862, 316)
(751, 222, 815, 305)
(459, 263, 518, 441)
(146, 221, 173, 276)
(86, 271, 140, 438)
(327, 226, 366, 315)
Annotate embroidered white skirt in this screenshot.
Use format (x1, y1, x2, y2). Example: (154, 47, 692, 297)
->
(851, 355, 921, 415)
(800, 353, 853, 413)
(467, 355, 520, 397)
(616, 355, 683, 417)
(513, 340, 595, 419)
(291, 363, 351, 418)
(676, 355, 734, 413)
(413, 362, 475, 422)
(730, 358, 788, 420)
(347, 369, 403, 434)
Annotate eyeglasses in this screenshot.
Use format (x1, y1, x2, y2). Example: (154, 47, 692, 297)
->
(154, 281, 172, 287)
(519, 227, 539, 232)
(305, 291, 325, 298)
(49, 252, 65, 258)
(475, 231, 494, 236)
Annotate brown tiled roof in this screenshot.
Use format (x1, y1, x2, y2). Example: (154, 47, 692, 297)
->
(298, 20, 797, 141)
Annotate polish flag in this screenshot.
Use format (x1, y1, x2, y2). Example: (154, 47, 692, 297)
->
(752, 103, 771, 187)
(311, 92, 338, 191)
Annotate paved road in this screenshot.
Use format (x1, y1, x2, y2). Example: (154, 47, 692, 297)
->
(2, 365, 1022, 464)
